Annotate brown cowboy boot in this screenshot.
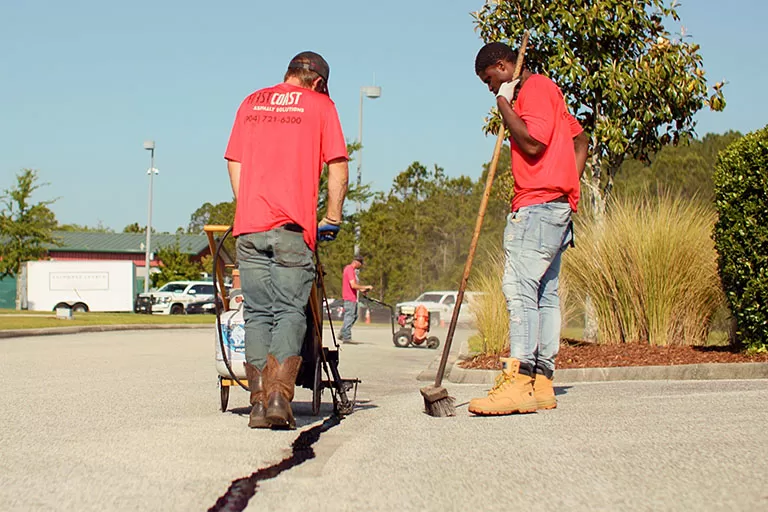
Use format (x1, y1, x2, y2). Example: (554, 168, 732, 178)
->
(468, 358, 537, 415)
(244, 362, 269, 428)
(533, 373, 557, 410)
(264, 354, 303, 429)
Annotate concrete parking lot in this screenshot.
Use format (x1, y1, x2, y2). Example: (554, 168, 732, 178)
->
(1, 325, 767, 511)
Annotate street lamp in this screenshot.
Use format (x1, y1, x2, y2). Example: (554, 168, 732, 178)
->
(355, 85, 382, 257)
(143, 140, 158, 293)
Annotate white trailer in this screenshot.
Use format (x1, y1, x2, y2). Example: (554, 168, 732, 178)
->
(20, 260, 137, 312)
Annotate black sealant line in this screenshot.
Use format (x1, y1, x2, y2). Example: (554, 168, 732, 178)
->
(207, 414, 343, 512)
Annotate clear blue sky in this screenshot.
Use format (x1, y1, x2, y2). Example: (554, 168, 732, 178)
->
(1, 0, 765, 233)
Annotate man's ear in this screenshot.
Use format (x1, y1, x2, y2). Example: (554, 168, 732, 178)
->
(312, 76, 327, 93)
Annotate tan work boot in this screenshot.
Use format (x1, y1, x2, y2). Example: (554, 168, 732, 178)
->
(533, 373, 557, 410)
(468, 358, 537, 416)
(244, 362, 269, 428)
(264, 354, 303, 430)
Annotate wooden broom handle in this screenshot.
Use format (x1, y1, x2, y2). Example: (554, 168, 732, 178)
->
(432, 31, 530, 388)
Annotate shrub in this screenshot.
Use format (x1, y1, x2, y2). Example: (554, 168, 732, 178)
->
(562, 195, 724, 345)
(713, 126, 768, 352)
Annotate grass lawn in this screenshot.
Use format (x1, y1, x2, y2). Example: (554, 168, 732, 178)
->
(0, 309, 215, 330)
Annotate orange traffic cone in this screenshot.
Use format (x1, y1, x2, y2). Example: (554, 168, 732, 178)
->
(365, 308, 371, 324)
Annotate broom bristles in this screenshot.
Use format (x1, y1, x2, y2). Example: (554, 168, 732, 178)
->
(421, 385, 456, 417)
(424, 395, 456, 417)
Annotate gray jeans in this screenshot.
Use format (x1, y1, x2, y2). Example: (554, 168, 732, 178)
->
(236, 227, 315, 369)
(339, 300, 358, 341)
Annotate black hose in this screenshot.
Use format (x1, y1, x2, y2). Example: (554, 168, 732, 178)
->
(212, 227, 249, 391)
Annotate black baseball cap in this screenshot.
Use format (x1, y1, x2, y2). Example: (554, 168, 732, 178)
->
(287, 51, 330, 95)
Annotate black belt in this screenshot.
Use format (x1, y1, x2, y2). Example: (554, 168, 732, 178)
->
(548, 196, 569, 204)
(282, 223, 303, 233)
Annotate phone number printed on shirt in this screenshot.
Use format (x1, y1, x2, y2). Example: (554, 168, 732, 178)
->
(246, 114, 302, 125)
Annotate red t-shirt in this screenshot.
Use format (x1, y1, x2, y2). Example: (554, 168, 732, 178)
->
(225, 83, 348, 249)
(342, 264, 357, 302)
(510, 74, 583, 212)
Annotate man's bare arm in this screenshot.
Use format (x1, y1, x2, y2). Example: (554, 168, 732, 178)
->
(573, 131, 589, 178)
(497, 97, 546, 158)
(326, 158, 348, 222)
(227, 160, 241, 200)
(350, 280, 372, 291)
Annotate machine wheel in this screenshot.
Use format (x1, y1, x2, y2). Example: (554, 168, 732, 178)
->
(170, 304, 185, 315)
(219, 377, 229, 412)
(426, 336, 440, 350)
(393, 328, 412, 348)
(312, 356, 322, 416)
(72, 302, 89, 313)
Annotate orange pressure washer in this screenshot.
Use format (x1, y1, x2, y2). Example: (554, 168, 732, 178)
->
(359, 295, 439, 350)
(394, 304, 440, 350)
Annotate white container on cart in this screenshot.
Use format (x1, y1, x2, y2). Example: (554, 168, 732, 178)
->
(214, 306, 247, 379)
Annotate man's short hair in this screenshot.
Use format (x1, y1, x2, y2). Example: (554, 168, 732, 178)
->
(475, 42, 518, 75)
(285, 51, 330, 94)
(353, 255, 364, 264)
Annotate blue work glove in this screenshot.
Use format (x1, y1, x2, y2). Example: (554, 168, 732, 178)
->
(317, 217, 342, 241)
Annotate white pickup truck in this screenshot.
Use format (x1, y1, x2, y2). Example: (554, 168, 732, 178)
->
(396, 290, 481, 327)
(136, 280, 217, 315)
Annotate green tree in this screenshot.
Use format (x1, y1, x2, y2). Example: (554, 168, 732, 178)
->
(187, 201, 236, 234)
(0, 169, 59, 279)
(472, 0, 726, 217)
(614, 131, 743, 203)
(58, 221, 114, 233)
(151, 242, 204, 288)
(123, 222, 145, 233)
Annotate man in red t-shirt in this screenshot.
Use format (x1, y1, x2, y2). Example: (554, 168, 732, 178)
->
(224, 51, 349, 430)
(469, 42, 588, 417)
(339, 255, 373, 343)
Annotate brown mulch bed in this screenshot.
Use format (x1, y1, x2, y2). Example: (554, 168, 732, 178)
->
(459, 338, 768, 371)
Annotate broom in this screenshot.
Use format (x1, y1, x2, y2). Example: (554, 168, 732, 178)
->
(420, 31, 530, 417)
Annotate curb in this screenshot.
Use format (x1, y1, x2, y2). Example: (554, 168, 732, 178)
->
(0, 324, 213, 339)
(444, 361, 768, 385)
(418, 339, 768, 384)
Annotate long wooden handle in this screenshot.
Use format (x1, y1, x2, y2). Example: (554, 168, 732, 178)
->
(432, 31, 530, 388)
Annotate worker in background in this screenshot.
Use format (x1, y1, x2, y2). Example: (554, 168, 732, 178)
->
(339, 255, 372, 343)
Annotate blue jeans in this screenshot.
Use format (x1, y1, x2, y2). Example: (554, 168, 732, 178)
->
(339, 300, 358, 341)
(502, 203, 573, 378)
(236, 228, 315, 369)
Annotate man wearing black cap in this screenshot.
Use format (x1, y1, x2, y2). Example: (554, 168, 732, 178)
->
(339, 255, 373, 343)
(224, 51, 349, 430)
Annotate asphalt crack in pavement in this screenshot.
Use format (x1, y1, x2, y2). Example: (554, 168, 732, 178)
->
(207, 414, 343, 512)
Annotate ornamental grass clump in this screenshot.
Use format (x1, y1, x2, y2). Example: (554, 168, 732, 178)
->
(563, 195, 724, 346)
(468, 249, 575, 356)
(468, 251, 509, 357)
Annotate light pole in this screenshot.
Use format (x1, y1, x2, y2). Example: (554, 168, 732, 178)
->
(143, 140, 158, 293)
(355, 85, 382, 257)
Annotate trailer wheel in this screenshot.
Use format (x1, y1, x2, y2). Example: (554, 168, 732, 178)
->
(393, 328, 412, 348)
(170, 304, 184, 315)
(426, 336, 440, 350)
(53, 302, 71, 311)
(219, 377, 229, 412)
(72, 303, 89, 313)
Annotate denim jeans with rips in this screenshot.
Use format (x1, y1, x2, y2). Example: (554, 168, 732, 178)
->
(236, 227, 315, 370)
(501, 202, 573, 378)
(339, 300, 358, 341)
